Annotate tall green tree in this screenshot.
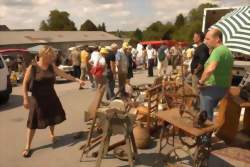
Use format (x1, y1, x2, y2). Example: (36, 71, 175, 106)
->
(174, 14, 185, 28)
(80, 19, 97, 31)
(39, 9, 77, 31)
(133, 28, 143, 41)
(39, 20, 49, 31)
(143, 21, 167, 40)
(101, 22, 106, 32)
(97, 24, 102, 31)
(162, 24, 175, 40)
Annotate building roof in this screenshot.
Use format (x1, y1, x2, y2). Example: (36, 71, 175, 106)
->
(0, 31, 121, 45)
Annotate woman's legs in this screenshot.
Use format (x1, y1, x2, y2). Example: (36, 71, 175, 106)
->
(23, 128, 36, 156)
(49, 126, 55, 138)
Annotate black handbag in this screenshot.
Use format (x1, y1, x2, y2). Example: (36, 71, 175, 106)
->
(28, 65, 36, 92)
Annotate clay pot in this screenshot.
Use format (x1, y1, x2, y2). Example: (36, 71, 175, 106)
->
(133, 123, 150, 149)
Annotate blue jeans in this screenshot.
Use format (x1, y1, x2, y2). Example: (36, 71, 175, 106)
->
(199, 86, 228, 121)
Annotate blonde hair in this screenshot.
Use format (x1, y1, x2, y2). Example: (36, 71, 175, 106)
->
(38, 45, 55, 58)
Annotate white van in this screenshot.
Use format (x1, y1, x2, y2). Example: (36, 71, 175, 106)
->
(0, 54, 12, 104)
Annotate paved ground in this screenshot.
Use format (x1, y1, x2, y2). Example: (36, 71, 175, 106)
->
(1, 69, 175, 167)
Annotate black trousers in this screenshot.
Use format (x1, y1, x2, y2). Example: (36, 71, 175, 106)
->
(73, 65, 81, 78)
(148, 59, 154, 76)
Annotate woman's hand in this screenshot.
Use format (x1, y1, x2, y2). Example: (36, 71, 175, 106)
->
(23, 97, 30, 110)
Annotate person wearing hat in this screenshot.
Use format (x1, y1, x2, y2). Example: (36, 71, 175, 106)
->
(105, 43, 117, 100)
(89, 48, 107, 88)
(116, 42, 129, 97)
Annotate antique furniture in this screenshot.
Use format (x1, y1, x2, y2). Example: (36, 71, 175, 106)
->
(95, 108, 137, 167)
(136, 85, 162, 130)
(157, 108, 218, 167)
(216, 86, 250, 144)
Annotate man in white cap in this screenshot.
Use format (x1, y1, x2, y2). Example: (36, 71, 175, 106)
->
(116, 42, 129, 97)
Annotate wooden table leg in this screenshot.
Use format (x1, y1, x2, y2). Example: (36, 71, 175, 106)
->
(243, 108, 250, 134)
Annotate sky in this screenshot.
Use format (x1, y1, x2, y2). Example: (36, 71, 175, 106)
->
(0, 0, 249, 31)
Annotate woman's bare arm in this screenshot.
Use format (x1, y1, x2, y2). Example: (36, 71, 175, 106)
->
(52, 64, 84, 84)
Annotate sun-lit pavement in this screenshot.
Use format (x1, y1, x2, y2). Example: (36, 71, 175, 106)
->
(1, 69, 177, 167)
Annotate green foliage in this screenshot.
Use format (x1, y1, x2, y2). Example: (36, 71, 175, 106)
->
(80, 19, 97, 31)
(39, 20, 49, 31)
(97, 22, 106, 31)
(178, 3, 218, 42)
(118, 3, 219, 43)
(39, 9, 77, 31)
(133, 28, 143, 41)
(128, 38, 139, 47)
(175, 14, 185, 28)
(101, 22, 106, 32)
(142, 21, 168, 40)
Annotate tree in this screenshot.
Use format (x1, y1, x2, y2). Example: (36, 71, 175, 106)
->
(175, 14, 185, 28)
(39, 20, 49, 31)
(97, 24, 102, 31)
(116, 29, 122, 38)
(162, 22, 175, 40)
(146, 21, 165, 32)
(101, 22, 106, 32)
(80, 19, 97, 31)
(39, 9, 77, 31)
(133, 28, 143, 41)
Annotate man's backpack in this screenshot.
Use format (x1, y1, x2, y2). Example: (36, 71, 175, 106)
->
(158, 50, 166, 62)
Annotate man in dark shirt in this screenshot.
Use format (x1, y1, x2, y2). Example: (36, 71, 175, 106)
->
(105, 44, 117, 100)
(190, 32, 210, 93)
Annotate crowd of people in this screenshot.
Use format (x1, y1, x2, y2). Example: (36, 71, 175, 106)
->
(69, 42, 136, 99)
(21, 28, 233, 158)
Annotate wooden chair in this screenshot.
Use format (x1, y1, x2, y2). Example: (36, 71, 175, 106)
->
(136, 85, 162, 130)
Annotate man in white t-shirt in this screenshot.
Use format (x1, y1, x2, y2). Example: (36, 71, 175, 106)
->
(146, 45, 156, 77)
(89, 47, 106, 88)
(89, 50, 105, 67)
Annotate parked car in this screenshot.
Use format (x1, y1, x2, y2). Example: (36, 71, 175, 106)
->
(0, 54, 12, 104)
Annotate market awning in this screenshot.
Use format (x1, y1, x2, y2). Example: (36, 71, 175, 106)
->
(212, 6, 250, 55)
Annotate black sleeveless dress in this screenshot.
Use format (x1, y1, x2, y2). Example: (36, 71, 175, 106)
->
(27, 64, 66, 129)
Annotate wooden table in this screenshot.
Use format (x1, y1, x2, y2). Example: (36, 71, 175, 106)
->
(157, 108, 217, 137)
(216, 86, 250, 144)
(157, 108, 218, 166)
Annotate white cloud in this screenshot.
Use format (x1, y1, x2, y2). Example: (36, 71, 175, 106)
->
(110, 10, 131, 17)
(0, 5, 7, 18)
(0, 0, 249, 31)
(32, 0, 50, 5)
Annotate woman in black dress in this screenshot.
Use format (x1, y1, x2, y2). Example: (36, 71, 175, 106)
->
(22, 46, 84, 157)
